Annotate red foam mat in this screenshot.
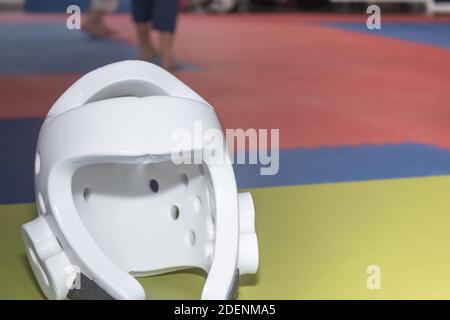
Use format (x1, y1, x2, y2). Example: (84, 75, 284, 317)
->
(1, 13, 449, 150)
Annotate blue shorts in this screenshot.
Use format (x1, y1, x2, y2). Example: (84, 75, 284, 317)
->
(131, 0, 179, 33)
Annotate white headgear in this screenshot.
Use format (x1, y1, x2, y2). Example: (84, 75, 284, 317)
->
(22, 61, 258, 300)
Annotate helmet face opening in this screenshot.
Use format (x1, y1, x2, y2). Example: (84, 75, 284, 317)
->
(72, 159, 216, 276)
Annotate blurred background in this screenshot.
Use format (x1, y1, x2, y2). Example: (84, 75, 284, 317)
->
(0, 0, 449, 299)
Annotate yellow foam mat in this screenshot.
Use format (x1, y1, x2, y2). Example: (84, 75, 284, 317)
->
(2, 176, 450, 299)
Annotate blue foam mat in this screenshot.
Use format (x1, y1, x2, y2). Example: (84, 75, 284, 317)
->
(0, 22, 137, 75)
(234, 143, 450, 188)
(0, 118, 42, 205)
(24, 0, 131, 13)
(2, 118, 450, 204)
(324, 22, 450, 49)
(0, 22, 201, 75)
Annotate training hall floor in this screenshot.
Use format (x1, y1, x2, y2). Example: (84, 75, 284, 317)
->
(1, 12, 450, 299)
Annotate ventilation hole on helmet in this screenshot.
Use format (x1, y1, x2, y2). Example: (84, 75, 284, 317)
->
(193, 196, 202, 213)
(170, 205, 180, 220)
(37, 192, 46, 214)
(199, 164, 205, 176)
(187, 231, 196, 246)
(149, 179, 159, 193)
(35, 152, 40, 176)
(180, 173, 189, 187)
(83, 187, 91, 202)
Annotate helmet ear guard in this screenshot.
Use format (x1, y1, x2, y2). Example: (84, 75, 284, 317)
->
(22, 61, 259, 300)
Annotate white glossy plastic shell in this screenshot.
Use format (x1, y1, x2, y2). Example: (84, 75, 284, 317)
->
(22, 61, 259, 300)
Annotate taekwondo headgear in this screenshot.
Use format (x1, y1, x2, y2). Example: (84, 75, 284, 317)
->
(22, 61, 259, 300)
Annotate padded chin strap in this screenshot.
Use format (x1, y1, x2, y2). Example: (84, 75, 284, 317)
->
(67, 273, 115, 300)
(67, 270, 239, 300)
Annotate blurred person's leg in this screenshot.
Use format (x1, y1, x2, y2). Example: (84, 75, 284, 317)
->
(132, 0, 157, 61)
(83, 0, 118, 38)
(154, 0, 180, 70)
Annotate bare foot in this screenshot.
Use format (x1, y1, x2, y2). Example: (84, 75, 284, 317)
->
(161, 63, 179, 72)
(100, 24, 116, 36)
(82, 19, 114, 38)
(160, 55, 177, 71)
(139, 44, 158, 61)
